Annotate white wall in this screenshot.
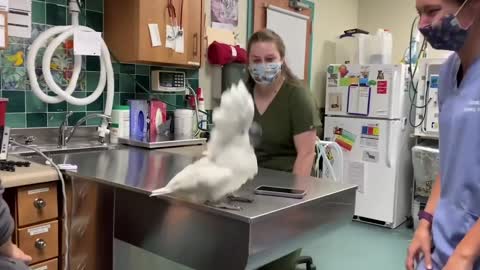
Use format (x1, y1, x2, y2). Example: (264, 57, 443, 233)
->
(358, 0, 417, 64)
(310, 0, 359, 109)
(357, 0, 452, 63)
(199, 0, 248, 109)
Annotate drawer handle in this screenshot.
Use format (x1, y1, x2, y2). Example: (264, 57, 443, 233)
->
(35, 239, 47, 250)
(34, 198, 47, 209)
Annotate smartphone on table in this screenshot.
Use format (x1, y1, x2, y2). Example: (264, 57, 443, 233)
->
(254, 185, 306, 199)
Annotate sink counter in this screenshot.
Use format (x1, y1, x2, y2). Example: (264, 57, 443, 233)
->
(32, 147, 355, 222)
(27, 146, 357, 270)
(0, 156, 59, 188)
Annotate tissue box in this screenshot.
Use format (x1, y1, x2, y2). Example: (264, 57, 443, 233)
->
(129, 100, 167, 141)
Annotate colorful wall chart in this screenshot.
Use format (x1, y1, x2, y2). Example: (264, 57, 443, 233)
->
(334, 127, 356, 151)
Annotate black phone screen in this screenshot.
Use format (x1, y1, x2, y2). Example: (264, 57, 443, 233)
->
(256, 185, 304, 194)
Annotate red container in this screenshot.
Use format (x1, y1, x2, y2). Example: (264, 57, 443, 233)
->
(0, 98, 7, 127)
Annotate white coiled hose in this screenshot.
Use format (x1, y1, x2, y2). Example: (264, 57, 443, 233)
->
(314, 138, 344, 183)
(26, 0, 114, 139)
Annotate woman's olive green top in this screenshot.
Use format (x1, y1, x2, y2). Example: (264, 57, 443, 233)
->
(252, 81, 321, 172)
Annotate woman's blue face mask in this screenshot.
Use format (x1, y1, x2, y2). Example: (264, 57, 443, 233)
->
(419, 0, 475, 52)
(248, 62, 282, 85)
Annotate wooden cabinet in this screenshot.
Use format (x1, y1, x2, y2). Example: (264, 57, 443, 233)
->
(30, 258, 58, 270)
(18, 220, 59, 264)
(61, 177, 114, 270)
(5, 182, 61, 268)
(104, 0, 204, 68)
(16, 183, 58, 227)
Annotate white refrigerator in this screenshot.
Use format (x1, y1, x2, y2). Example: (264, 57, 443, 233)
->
(323, 64, 414, 228)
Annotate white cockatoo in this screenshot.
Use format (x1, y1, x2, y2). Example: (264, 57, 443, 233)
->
(150, 81, 258, 209)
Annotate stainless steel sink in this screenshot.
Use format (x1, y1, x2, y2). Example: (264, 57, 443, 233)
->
(11, 142, 122, 161)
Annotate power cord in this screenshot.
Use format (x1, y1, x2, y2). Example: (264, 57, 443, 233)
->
(407, 16, 430, 128)
(9, 140, 70, 270)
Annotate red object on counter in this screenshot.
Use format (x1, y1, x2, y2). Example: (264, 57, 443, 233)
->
(207, 41, 247, 65)
(0, 99, 8, 127)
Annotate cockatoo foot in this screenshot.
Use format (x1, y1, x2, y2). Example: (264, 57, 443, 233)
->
(205, 200, 242, 211)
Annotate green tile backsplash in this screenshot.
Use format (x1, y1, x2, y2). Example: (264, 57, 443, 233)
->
(1, 0, 199, 129)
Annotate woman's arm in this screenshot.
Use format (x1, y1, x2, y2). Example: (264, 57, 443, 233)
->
(0, 187, 31, 263)
(451, 219, 480, 265)
(293, 129, 317, 176)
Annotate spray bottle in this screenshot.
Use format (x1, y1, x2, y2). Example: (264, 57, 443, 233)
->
(197, 88, 208, 131)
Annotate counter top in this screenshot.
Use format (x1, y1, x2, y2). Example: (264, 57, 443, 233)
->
(24, 147, 356, 223)
(0, 156, 59, 188)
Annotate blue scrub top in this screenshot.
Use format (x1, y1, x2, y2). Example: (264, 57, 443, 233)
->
(424, 54, 480, 269)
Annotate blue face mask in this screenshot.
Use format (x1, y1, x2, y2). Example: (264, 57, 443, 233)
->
(248, 62, 282, 85)
(419, 1, 474, 52)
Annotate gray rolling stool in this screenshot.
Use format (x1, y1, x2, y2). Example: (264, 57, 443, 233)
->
(296, 256, 316, 270)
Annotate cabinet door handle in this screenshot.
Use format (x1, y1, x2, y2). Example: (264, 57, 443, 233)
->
(35, 239, 47, 250)
(33, 198, 47, 209)
(193, 33, 198, 57)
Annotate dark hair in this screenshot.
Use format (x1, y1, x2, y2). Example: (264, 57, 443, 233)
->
(246, 29, 302, 89)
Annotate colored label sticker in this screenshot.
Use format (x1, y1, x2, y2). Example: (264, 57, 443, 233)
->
(350, 77, 360, 85)
(361, 125, 380, 136)
(328, 66, 339, 74)
(368, 80, 377, 86)
(339, 65, 349, 78)
(377, 80, 388, 94)
(377, 80, 388, 88)
(340, 78, 350, 86)
(360, 78, 369, 85)
(378, 87, 387, 94)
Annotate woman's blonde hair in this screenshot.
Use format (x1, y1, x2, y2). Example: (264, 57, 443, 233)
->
(246, 29, 302, 88)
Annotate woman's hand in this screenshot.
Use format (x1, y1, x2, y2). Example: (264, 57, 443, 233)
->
(406, 221, 433, 270)
(9, 244, 32, 264)
(442, 253, 473, 270)
(0, 240, 32, 264)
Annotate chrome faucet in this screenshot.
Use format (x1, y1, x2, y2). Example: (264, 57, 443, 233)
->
(58, 112, 112, 148)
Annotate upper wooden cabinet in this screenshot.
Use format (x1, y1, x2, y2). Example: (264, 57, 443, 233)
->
(104, 0, 204, 68)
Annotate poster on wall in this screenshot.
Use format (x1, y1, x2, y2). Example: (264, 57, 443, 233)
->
(211, 0, 239, 30)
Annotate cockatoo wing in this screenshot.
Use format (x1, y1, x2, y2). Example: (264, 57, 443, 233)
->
(150, 158, 233, 199)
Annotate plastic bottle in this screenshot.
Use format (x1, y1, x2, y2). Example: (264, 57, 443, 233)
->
(111, 105, 130, 143)
(197, 88, 208, 131)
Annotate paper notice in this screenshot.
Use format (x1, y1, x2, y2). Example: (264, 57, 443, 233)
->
(348, 161, 365, 193)
(0, 0, 7, 9)
(175, 27, 184, 53)
(74, 31, 102, 56)
(166, 25, 176, 49)
(148, 23, 162, 47)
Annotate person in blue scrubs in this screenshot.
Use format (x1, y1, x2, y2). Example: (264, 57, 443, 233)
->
(406, 0, 480, 269)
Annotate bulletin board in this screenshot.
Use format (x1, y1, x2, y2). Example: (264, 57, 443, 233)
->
(248, 0, 314, 84)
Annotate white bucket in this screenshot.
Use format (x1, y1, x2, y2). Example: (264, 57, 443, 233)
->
(174, 109, 194, 139)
